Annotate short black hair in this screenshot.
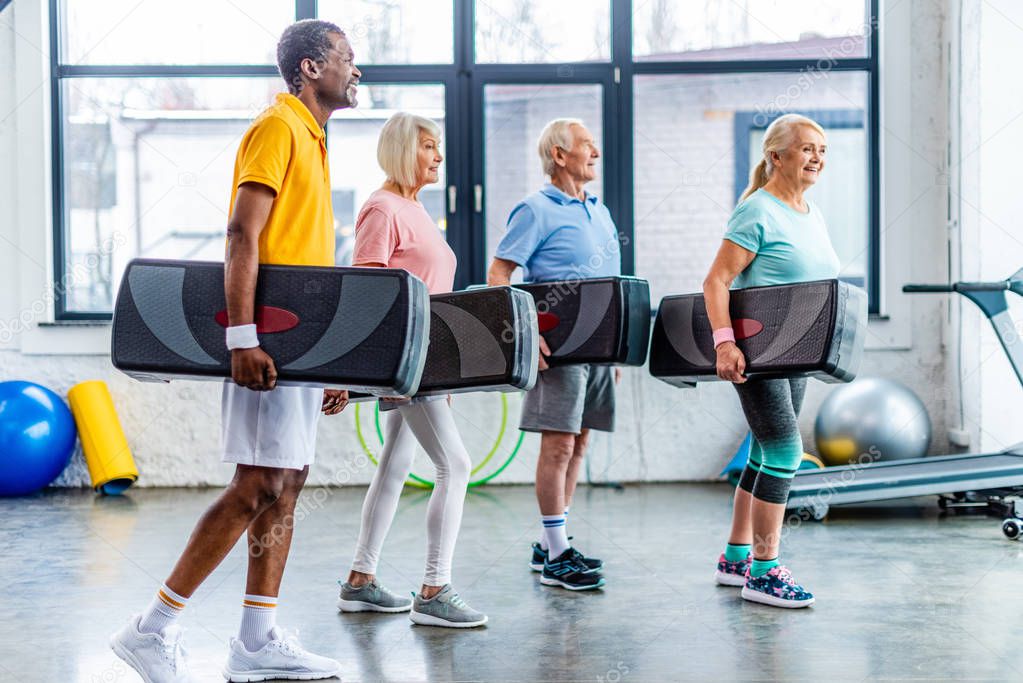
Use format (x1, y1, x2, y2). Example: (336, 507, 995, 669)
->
(276, 19, 345, 95)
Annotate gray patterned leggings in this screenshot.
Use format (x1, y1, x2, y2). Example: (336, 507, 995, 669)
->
(733, 377, 808, 504)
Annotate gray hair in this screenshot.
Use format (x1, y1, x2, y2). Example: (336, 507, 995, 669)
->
(277, 19, 344, 95)
(377, 112, 443, 189)
(537, 118, 585, 177)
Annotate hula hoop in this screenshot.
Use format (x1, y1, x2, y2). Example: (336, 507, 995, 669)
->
(800, 453, 826, 469)
(354, 395, 525, 489)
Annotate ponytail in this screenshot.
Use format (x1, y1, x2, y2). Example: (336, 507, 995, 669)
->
(740, 159, 770, 202)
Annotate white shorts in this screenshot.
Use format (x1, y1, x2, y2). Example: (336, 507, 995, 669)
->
(221, 382, 324, 470)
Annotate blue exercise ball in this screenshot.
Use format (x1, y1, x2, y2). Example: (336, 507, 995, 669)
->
(815, 376, 932, 466)
(0, 381, 78, 496)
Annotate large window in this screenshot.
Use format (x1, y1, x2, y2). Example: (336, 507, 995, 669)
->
(632, 0, 870, 61)
(51, 0, 879, 317)
(634, 74, 870, 304)
(51, 1, 452, 317)
(483, 84, 604, 271)
(327, 84, 447, 267)
(61, 0, 292, 65)
(319, 0, 454, 64)
(474, 0, 611, 63)
(60, 77, 281, 312)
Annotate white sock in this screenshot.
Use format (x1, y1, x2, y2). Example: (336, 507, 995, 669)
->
(239, 594, 278, 652)
(138, 584, 188, 635)
(561, 506, 571, 545)
(542, 514, 570, 559)
(539, 507, 570, 552)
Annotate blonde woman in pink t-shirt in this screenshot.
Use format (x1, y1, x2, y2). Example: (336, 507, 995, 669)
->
(337, 113, 487, 628)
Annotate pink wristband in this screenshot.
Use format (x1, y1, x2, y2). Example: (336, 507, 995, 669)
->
(712, 327, 736, 348)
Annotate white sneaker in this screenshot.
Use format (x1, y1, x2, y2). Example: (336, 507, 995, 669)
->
(109, 615, 196, 683)
(223, 626, 341, 682)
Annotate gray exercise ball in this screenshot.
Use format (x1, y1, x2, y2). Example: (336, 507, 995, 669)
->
(814, 376, 932, 466)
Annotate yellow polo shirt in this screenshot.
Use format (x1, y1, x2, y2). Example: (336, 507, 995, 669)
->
(229, 93, 335, 266)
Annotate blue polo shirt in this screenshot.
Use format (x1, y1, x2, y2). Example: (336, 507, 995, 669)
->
(495, 183, 622, 283)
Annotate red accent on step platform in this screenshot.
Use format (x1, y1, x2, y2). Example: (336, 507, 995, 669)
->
(733, 318, 764, 340)
(215, 307, 300, 334)
(537, 312, 560, 333)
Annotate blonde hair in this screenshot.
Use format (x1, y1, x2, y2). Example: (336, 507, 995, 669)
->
(739, 113, 826, 202)
(377, 112, 442, 189)
(537, 118, 585, 177)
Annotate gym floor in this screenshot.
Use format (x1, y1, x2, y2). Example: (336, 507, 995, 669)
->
(4, 483, 1021, 683)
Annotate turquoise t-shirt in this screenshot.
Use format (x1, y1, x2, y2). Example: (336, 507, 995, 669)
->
(723, 188, 840, 289)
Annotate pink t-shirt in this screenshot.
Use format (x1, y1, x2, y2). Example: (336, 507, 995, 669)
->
(352, 189, 456, 294)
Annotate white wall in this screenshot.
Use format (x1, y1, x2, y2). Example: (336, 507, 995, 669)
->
(953, 0, 1023, 454)
(0, 0, 955, 488)
(0, 1, 16, 336)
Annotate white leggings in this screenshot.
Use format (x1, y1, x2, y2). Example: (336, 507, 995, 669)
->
(351, 399, 472, 586)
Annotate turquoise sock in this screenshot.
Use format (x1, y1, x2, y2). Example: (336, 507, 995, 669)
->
(724, 543, 751, 562)
(750, 557, 780, 578)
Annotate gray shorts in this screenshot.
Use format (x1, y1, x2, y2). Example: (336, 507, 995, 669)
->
(519, 364, 616, 434)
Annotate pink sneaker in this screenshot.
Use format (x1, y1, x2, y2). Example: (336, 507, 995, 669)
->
(741, 566, 815, 608)
(714, 552, 751, 587)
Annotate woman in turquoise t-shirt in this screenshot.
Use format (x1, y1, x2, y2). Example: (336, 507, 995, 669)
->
(703, 113, 840, 609)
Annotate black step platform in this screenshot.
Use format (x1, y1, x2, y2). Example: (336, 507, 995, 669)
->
(649, 279, 867, 387)
(415, 286, 538, 395)
(516, 276, 651, 366)
(111, 258, 430, 396)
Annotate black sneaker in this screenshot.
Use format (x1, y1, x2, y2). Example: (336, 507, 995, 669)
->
(530, 542, 604, 573)
(529, 542, 547, 572)
(540, 548, 606, 591)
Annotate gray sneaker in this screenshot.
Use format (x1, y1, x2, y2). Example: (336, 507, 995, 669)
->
(337, 579, 413, 613)
(409, 585, 488, 628)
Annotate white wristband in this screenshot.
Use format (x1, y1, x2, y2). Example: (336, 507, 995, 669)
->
(226, 324, 259, 350)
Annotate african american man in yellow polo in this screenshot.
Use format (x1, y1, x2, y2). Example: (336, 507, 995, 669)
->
(111, 20, 360, 683)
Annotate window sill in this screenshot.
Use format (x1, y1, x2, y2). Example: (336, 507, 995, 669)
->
(21, 322, 112, 356)
(38, 321, 112, 327)
(865, 313, 910, 351)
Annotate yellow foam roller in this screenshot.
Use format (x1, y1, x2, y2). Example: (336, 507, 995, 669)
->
(68, 380, 138, 495)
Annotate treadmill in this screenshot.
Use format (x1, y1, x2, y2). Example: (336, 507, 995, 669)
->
(786, 268, 1023, 539)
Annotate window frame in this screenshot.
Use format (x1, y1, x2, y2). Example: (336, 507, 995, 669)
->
(49, 0, 880, 318)
(732, 107, 868, 290)
(623, 0, 881, 312)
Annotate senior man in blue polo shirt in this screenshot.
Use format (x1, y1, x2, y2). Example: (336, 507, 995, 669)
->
(487, 118, 621, 591)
